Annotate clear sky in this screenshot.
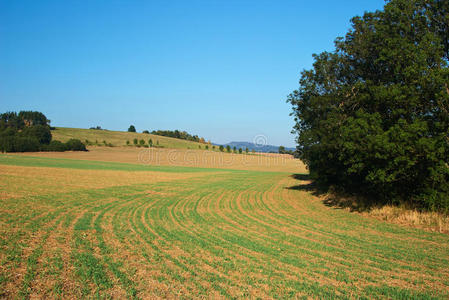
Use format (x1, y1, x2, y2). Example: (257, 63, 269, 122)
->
(0, 0, 385, 147)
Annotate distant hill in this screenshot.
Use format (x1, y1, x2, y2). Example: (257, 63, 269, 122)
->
(52, 127, 208, 150)
(221, 141, 295, 153)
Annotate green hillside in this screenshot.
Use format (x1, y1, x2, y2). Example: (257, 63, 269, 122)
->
(51, 127, 210, 150)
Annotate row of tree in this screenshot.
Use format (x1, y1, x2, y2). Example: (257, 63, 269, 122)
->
(126, 138, 160, 147)
(217, 145, 253, 154)
(127, 125, 208, 144)
(0, 111, 86, 152)
(150, 129, 205, 143)
(288, 0, 449, 211)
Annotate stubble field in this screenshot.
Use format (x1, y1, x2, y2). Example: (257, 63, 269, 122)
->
(0, 151, 448, 299)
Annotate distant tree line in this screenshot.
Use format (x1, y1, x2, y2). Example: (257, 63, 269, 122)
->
(278, 146, 294, 155)
(151, 129, 204, 143)
(288, 0, 449, 211)
(0, 111, 87, 152)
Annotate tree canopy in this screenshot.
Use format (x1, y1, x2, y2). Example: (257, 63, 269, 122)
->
(288, 0, 449, 211)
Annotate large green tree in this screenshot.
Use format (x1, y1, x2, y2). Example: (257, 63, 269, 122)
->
(288, 0, 449, 211)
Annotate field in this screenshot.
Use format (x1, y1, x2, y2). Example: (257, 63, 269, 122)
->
(1, 152, 449, 299)
(51, 127, 213, 150)
(12, 146, 302, 173)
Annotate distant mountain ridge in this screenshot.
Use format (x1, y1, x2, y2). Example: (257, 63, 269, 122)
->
(220, 141, 295, 153)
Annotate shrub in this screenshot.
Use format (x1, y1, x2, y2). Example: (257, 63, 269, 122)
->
(126, 140, 130, 145)
(65, 139, 87, 151)
(148, 139, 153, 147)
(128, 125, 136, 132)
(219, 145, 224, 152)
(133, 138, 138, 145)
(139, 139, 145, 146)
(44, 140, 67, 152)
(239, 148, 242, 154)
(142, 130, 149, 134)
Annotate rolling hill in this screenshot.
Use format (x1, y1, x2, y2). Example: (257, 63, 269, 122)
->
(51, 127, 210, 150)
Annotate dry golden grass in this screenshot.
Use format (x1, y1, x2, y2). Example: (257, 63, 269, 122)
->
(12, 146, 307, 173)
(317, 188, 449, 234)
(366, 205, 449, 234)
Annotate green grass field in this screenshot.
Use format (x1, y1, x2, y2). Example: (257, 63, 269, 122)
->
(1, 154, 448, 299)
(52, 127, 210, 149)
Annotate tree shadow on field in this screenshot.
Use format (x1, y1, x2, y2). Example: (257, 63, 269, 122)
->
(286, 173, 374, 212)
(286, 174, 328, 197)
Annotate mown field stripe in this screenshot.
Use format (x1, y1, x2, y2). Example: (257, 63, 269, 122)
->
(0, 154, 241, 173)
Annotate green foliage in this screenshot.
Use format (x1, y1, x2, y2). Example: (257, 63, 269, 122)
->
(245, 147, 249, 154)
(151, 129, 204, 143)
(148, 139, 153, 147)
(0, 111, 86, 153)
(126, 140, 130, 145)
(133, 138, 138, 145)
(139, 139, 145, 146)
(42, 139, 88, 152)
(226, 145, 231, 153)
(42, 140, 67, 152)
(128, 125, 136, 132)
(288, 0, 449, 211)
(65, 139, 87, 151)
(238, 148, 242, 154)
(18, 111, 50, 126)
(21, 125, 52, 144)
(142, 130, 149, 134)
(0, 136, 40, 152)
(0, 112, 25, 129)
(219, 145, 224, 152)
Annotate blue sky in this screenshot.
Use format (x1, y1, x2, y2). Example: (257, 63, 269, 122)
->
(0, 0, 385, 147)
